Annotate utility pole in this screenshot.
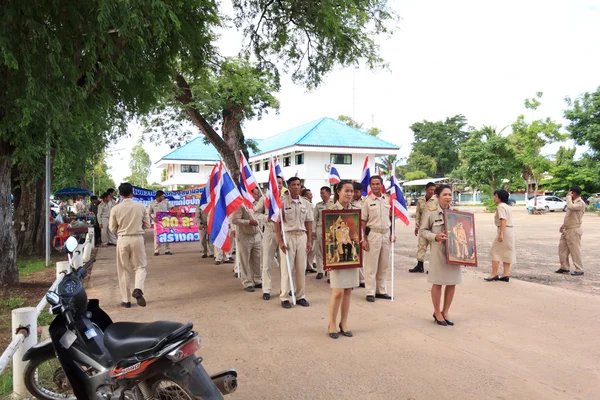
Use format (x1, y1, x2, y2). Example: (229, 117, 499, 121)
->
(45, 139, 50, 267)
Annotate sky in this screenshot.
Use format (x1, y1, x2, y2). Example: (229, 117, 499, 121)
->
(105, 0, 600, 186)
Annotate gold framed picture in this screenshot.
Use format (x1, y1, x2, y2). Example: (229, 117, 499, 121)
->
(322, 209, 362, 270)
(444, 210, 478, 267)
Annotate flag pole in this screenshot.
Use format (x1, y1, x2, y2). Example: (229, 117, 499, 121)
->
(391, 213, 395, 302)
(279, 218, 296, 305)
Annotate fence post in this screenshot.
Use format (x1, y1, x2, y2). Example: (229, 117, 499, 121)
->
(11, 307, 37, 398)
(83, 227, 94, 262)
(56, 261, 69, 279)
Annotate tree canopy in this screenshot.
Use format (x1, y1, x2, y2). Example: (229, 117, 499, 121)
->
(124, 143, 152, 188)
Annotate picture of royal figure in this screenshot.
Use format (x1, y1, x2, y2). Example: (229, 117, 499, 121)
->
(322, 210, 362, 269)
(445, 210, 478, 267)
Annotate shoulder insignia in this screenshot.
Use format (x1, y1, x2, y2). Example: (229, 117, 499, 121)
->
(428, 205, 437, 211)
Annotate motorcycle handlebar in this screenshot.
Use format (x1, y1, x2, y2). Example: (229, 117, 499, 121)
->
(77, 258, 96, 279)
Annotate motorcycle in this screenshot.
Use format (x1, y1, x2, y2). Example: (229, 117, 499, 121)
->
(23, 236, 237, 400)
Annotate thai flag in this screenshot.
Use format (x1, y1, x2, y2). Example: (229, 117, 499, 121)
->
(273, 156, 284, 180)
(239, 153, 258, 208)
(209, 164, 244, 252)
(264, 157, 283, 222)
(199, 163, 219, 214)
(360, 156, 371, 196)
(390, 175, 410, 226)
(328, 165, 341, 184)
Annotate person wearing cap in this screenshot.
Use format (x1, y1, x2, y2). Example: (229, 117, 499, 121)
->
(276, 177, 314, 309)
(361, 175, 395, 302)
(555, 185, 586, 276)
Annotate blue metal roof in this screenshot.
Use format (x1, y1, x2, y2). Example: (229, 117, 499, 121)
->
(250, 117, 399, 156)
(161, 137, 221, 161)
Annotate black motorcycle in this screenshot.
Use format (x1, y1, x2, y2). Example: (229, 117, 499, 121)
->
(23, 236, 237, 400)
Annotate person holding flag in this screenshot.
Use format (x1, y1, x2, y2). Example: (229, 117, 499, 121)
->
(253, 185, 281, 300)
(361, 175, 395, 302)
(276, 176, 314, 309)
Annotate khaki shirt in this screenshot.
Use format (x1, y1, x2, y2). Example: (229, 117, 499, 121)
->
(147, 199, 173, 219)
(361, 193, 392, 230)
(420, 206, 447, 242)
(97, 201, 111, 220)
(350, 198, 363, 210)
(109, 198, 150, 236)
(194, 207, 208, 229)
(314, 200, 332, 232)
(563, 197, 585, 228)
(232, 206, 260, 236)
(415, 196, 433, 229)
(253, 197, 275, 230)
(495, 203, 513, 227)
(281, 195, 314, 232)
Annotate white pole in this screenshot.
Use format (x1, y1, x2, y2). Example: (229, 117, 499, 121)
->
(82, 227, 94, 262)
(279, 221, 296, 305)
(12, 307, 37, 398)
(45, 140, 51, 268)
(391, 214, 395, 302)
(56, 261, 69, 279)
(235, 234, 241, 280)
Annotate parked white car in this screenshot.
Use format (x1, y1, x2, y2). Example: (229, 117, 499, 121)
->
(527, 195, 567, 212)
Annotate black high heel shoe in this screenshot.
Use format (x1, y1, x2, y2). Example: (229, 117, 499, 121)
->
(441, 312, 454, 326)
(484, 275, 499, 281)
(328, 326, 339, 339)
(339, 323, 353, 337)
(433, 313, 448, 326)
(498, 276, 510, 282)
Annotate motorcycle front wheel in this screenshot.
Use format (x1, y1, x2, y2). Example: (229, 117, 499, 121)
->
(24, 354, 75, 400)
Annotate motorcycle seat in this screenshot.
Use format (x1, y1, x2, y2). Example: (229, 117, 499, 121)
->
(104, 321, 192, 361)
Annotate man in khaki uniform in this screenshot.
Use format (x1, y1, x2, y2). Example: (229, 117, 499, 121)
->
(313, 186, 332, 280)
(254, 189, 280, 300)
(556, 185, 586, 276)
(232, 205, 262, 291)
(98, 194, 117, 246)
(351, 182, 365, 286)
(302, 188, 318, 273)
(361, 175, 395, 302)
(147, 190, 174, 256)
(410, 182, 437, 273)
(194, 206, 213, 258)
(109, 183, 150, 308)
(276, 177, 313, 309)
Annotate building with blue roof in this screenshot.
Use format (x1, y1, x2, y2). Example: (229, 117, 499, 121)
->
(156, 117, 400, 191)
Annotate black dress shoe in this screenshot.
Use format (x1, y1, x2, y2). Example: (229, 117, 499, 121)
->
(571, 271, 584, 276)
(132, 289, 146, 307)
(281, 300, 292, 309)
(121, 302, 131, 308)
(263, 293, 270, 301)
(441, 313, 454, 326)
(366, 295, 375, 302)
(339, 323, 353, 337)
(433, 313, 448, 326)
(316, 273, 324, 279)
(154, 252, 159, 256)
(254, 283, 263, 289)
(358, 282, 365, 288)
(375, 293, 392, 300)
(306, 268, 317, 274)
(244, 286, 255, 292)
(296, 298, 310, 307)
(555, 269, 570, 274)
(215, 261, 222, 265)
(498, 276, 510, 282)
(165, 252, 173, 255)
(409, 263, 424, 273)
(328, 331, 339, 339)
(484, 275, 499, 281)
(201, 254, 207, 258)
(233, 273, 239, 278)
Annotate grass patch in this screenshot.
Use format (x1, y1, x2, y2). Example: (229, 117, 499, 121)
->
(3, 297, 26, 309)
(0, 370, 12, 396)
(38, 311, 54, 326)
(18, 258, 47, 276)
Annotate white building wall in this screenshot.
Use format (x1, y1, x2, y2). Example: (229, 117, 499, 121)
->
(161, 162, 216, 190)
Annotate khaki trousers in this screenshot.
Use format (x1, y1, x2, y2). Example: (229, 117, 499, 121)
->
(279, 233, 307, 302)
(364, 232, 390, 296)
(101, 218, 117, 245)
(116, 236, 147, 303)
(199, 229, 214, 256)
(261, 224, 279, 294)
(153, 227, 171, 254)
(416, 234, 429, 262)
(238, 232, 262, 288)
(559, 228, 583, 272)
(215, 247, 231, 262)
(315, 229, 324, 273)
(306, 234, 316, 269)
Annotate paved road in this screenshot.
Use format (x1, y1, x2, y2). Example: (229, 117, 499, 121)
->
(88, 215, 600, 400)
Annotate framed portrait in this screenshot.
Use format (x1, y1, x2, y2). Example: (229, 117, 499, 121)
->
(322, 209, 362, 270)
(444, 210, 478, 267)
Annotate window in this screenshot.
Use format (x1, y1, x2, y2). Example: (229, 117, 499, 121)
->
(263, 160, 269, 170)
(283, 156, 291, 167)
(331, 154, 352, 164)
(255, 163, 261, 172)
(295, 153, 304, 165)
(181, 165, 199, 173)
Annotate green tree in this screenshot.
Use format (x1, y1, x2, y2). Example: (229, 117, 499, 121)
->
(409, 115, 470, 176)
(509, 93, 565, 206)
(405, 151, 437, 176)
(337, 115, 382, 136)
(376, 155, 401, 178)
(124, 143, 152, 188)
(459, 126, 518, 193)
(564, 87, 600, 156)
(543, 147, 600, 193)
(87, 157, 117, 196)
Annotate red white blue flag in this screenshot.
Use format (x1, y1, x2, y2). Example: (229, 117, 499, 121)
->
(360, 156, 371, 196)
(328, 165, 341, 184)
(390, 175, 410, 226)
(209, 163, 244, 252)
(239, 153, 258, 208)
(273, 156, 284, 180)
(199, 163, 219, 215)
(265, 156, 283, 222)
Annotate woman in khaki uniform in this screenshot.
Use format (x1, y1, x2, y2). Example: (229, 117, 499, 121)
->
(420, 185, 462, 327)
(327, 180, 360, 339)
(485, 189, 515, 282)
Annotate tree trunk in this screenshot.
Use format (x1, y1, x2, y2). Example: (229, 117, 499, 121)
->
(14, 166, 46, 258)
(221, 105, 250, 183)
(0, 138, 18, 284)
(490, 174, 495, 194)
(533, 180, 539, 208)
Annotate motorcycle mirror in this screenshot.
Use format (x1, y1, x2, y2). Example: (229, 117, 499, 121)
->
(46, 291, 60, 306)
(64, 236, 78, 253)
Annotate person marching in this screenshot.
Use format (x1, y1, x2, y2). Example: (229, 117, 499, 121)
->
(147, 190, 175, 256)
(98, 193, 116, 247)
(232, 203, 263, 291)
(361, 175, 395, 302)
(108, 182, 150, 308)
(313, 186, 332, 280)
(303, 188, 318, 273)
(485, 189, 516, 282)
(351, 182, 365, 287)
(327, 180, 360, 339)
(420, 184, 461, 326)
(194, 205, 213, 259)
(556, 185, 586, 276)
(410, 182, 436, 273)
(276, 177, 314, 309)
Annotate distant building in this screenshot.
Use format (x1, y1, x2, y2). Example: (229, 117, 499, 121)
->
(155, 117, 400, 192)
